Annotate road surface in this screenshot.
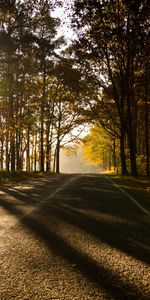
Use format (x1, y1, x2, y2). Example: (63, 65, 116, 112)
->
(0, 174, 150, 300)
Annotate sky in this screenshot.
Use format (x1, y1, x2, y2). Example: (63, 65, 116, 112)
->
(51, 1, 75, 43)
(51, 1, 90, 151)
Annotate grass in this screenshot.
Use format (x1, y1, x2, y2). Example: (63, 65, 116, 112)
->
(101, 168, 150, 202)
(108, 174, 150, 190)
(0, 171, 54, 185)
(100, 169, 116, 175)
(104, 173, 150, 215)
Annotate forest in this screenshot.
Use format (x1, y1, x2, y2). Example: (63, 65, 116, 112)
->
(0, 0, 149, 177)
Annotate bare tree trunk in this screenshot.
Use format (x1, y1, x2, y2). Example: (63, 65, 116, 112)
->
(125, 14, 138, 176)
(56, 139, 60, 174)
(26, 129, 30, 171)
(0, 135, 4, 170)
(0, 109, 4, 170)
(9, 92, 15, 171)
(109, 145, 112, 170)
(34, 133, 37, 172)
(112, 139, 117, 171)
(48, 125, 54, 172)
(6, 130, 10, 171)
(46, 121, 50, 172)
(120, 126, 128, 175)
(127, 121, 138, 176)
(40, 60, 46, 172)
(53, 147, 56, 173)
(144, 56, 149, 176)
(55, 101, 62, 174)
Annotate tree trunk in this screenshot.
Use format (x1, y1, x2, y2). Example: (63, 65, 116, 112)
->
(48, 125, 54, 172)
(127, 113, 138, 176)
(46, 121, 51, 172)
(34, 133, 37, 172)
(56, 139, 60, 174)
(26, 129, 30, 172)
(16, 129, 22, 170)
(125, 14, 138, 176)
(6, 130, 10, 171)
(10, 133, 15, 171)
(120, 130, 128, 175)
(53, 147, 56, 173)
(55, 102, 62, 174)
(9, 93, 15, 171)
(40, 60, 46, 172)
(144, 61, 149, 176)
(0, 135, 4, 170)
(109, 145, 112, 170)
(113, 139, 117, 171)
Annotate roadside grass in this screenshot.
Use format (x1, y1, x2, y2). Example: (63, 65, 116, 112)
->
(109, 174, 150, 191)
(101, 168, 150, 191)
(100, 169, 116, 175)
(107, 174, 150, 213)
(0, 171, 54, 185)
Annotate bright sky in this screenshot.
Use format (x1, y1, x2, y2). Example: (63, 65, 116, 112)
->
(51, 1, 75, 43)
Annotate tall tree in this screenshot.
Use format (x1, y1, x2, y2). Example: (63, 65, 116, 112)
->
(71, 0, 150, 176)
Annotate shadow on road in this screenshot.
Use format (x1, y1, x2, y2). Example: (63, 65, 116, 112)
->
(0, 174, 149, 299)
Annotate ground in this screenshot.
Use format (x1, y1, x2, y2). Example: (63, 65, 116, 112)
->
(0, 173, 150, 299)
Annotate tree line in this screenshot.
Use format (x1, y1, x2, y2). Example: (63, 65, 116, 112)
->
(0, 0, 84, 174)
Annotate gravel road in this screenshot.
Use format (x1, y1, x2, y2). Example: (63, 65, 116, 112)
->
(0, 174, 150, 300)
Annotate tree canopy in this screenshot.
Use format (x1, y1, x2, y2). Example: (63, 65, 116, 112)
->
(70, 0, 150, 176)
(0, 0, 149, 176)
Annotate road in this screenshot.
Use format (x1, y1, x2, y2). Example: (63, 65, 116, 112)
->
(0, 174, 150, 300)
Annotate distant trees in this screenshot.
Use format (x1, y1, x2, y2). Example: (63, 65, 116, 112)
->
(83, 125, 119, 171)
(71, 0, 150, 176)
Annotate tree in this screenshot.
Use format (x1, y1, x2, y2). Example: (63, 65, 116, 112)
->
(0, 0, 64, 173)
(71, 0, 150, 176)
(83, 124, 119, 170)
(30, 0, 63, 172)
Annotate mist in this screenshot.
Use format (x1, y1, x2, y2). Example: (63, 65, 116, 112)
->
(60, 146, 101, 174)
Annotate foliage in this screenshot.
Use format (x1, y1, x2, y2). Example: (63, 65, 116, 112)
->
(83, 124, 119, 169)
(0, 0, 84, 174)
(0, 0, 149, 176)
(71, 0, 150, 176)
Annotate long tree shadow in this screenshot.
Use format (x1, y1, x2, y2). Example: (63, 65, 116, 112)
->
(53, 177, 150, 263)
(39, 174, 150, 266)
(42, 201, 150, 265)
(0, 174, 149, 299)
(0, 174, 71, 206)
(1, 174, 150, 266)
(21, 212, 147, 300)
(0, 195, 146, 300)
